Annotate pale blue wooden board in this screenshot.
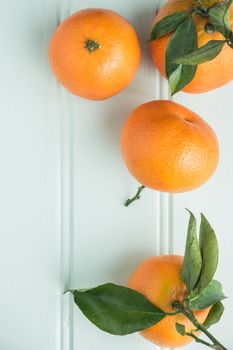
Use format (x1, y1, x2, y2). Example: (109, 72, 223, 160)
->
(1, 0, 232, 349)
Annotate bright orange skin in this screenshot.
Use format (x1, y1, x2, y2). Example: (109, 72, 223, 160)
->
(49, 8, 141, 100)
(150, 0, 233, 93)
(128, 255, 209, 348)
(120, 100, 219, 192)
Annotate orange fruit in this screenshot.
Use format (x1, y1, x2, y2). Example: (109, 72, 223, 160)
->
(120, 100, 219, 192)
(49, 8, 141, 100)
(128, 255, 209, 348)
(150, 0, 233, 93)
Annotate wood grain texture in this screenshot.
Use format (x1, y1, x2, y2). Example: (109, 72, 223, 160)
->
(1, 0, 232, 349)
(174, 88, 233, 349)
(0, 0, 61, 349)
(57, 1, 174, 350)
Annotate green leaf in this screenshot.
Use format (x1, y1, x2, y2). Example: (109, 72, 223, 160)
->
(195, 214, 219, 294)
(203, 302, 224, 329)
(209, 0, 233, 38)
(176, 323, 186, 336)
(166, 16, 198, 94)
(190, 280, 226, 310)
(173, 40, 226, 65)
(149, 12, 188, 41)
(72, 283, 166, 335)
(181, 210, 202, 293)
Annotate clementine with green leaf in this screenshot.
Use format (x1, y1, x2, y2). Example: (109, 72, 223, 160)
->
(70, 211, 227, 349)
(49, 9, 141, 100)
(149, 0, 233, 94)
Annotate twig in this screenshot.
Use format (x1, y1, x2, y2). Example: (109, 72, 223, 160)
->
(173, 301, 227, 350)
(124, 185, 145, 207)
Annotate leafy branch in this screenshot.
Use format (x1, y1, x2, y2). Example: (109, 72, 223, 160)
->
(174, 211, 227, 349)
(149, 0, 233, 94)
(175, 303, 227, 349)
(69, 211, 228, 349)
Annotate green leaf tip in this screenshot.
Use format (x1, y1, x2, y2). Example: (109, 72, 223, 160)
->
(190, 280, 226, 310)
(194, 213, 219, 294)
(203, 302, 225, 329)
(182, 210, 221, 299)
(176, 323, 186, 336)
(181, 210, 202, 293)
(72, 283, 166, 335)
(173, 40, 226, 65)
(148, 12, 188, 42)
(63, 290, 72, 295)
(166, 16, 198, 95)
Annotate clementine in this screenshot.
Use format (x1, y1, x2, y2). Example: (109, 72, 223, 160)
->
(128, 255, 209, 348)
(150, 0, 233, 93)
(120, 100, 219, 192)
(49, 8, 141, 100)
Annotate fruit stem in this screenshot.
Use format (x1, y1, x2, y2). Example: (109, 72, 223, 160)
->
(85, 39, 101, 53)
(195, 0, 208, 11)
(173, 301, 227, 350)
(194, 0, 209, 16)
(124, 185, 146, 207)
(186, 331, 216, 348)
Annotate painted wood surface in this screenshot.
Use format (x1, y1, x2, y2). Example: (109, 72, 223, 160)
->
(0, 0, 232, 350)
(0, 1, 60, 349)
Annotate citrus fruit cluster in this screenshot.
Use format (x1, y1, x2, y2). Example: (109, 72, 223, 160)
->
(49, 1, 232, 349)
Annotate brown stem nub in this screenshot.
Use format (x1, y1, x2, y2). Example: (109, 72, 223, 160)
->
(205, 23, 216, 34)
(85, 39, 101, 53)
